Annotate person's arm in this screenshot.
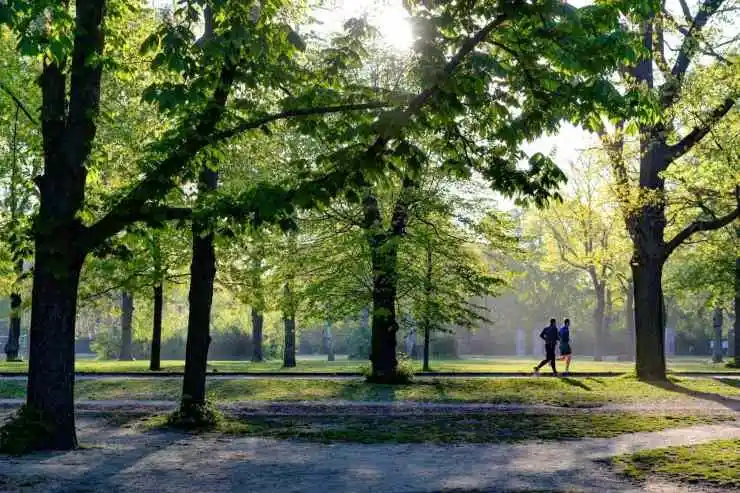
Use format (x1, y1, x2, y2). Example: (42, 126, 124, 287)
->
(540, 328, 547, 340)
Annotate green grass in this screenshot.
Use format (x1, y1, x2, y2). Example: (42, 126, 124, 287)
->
(612, 439, 740, 488)
(0, 375, 738, 407)
(146, 412, 732, 444)
(0, 356, 737, 374)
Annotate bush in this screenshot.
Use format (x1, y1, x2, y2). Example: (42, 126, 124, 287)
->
(209, 326, 253, 360)
(431, 335, 459, 359)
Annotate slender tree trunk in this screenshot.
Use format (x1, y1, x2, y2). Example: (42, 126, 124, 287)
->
(712, 305, 723, 363)
(150, 283, 163, 371)
(4, 292, 22, 361)
(181, 166, 217, 413)
(625, 279, 635, 361)
(592, 281, 606, 361)
(735, 231, 739, 366)
(282, 284, 296, 368)
(422, 243, 433, 371)
(119, 291, 134, 361)
(324, 320, 335, 362)
(251, 308, 264, 363)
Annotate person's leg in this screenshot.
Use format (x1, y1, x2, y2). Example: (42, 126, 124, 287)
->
(565, 354, 571, 373)
(546, 344, 557, 374)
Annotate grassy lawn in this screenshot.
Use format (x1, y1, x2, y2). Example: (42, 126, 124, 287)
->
(0, 356, 736, 374)
(612, 439, 740, 488)
(148, 412, 732, 444)
(0, 375, 738, 407)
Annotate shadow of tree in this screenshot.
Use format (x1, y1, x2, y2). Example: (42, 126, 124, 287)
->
(646, 379, 740, 412)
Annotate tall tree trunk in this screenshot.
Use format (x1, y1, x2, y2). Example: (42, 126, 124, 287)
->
(422, 243, 433, 371)
(119, 291, 134, 361)
(251, 308, 263, 363)
(324, 320, 335, 362)
(180, 166, 217, 414)
(592, 280, 606, 361)
(25, 251, 85, 450)
(632, 256, 666, 380)
(282, 284, 296, 368)
(369, 234, 400, 381)
(4, 292, 22, 361)
(735, 229, 739, 366)
(625, 279, 635, 361)
(712, 305, 723, 363)
(150, 283, 163, 371)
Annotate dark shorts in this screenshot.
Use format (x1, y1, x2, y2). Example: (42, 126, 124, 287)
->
(560, 343, 572, 356)
(545, 343, 556, 360)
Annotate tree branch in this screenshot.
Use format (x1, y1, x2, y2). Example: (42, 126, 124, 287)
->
(666, 96, 735, 162)
(670, 0, 725, 83)
(677, 0, 694, 23)
(665, 186, 740, 258)
(0, 80, 38, 125)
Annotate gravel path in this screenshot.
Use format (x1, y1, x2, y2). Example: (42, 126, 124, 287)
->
(0, 418, 738, 493)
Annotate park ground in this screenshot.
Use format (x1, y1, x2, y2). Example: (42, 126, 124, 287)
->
(0, 358, 738, 492)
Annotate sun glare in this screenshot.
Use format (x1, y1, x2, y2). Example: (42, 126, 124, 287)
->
(327, 0, 413, 53)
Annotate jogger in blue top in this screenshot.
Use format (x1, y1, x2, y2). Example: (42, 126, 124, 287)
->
(559, 318, 572, 376)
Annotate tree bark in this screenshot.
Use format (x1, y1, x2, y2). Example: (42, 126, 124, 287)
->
(591, 277, 606, 361)
(632, 256, 666, 380)
(368, 233, 400, 380)
(119, 291, 134, 361)
(181, 166, 217, 411)
(282, 284, 296, 368)
(25, 250, 85, 450)
(4, 293, 22, 361)
(735, 228, 739, 366)
(150, 283, 163, 371)
(324, 320, 335, 362)
(422, 243, 433, 372)
(712, 305, 723, 363)
(625, 278, 635, 361)
(251, 308, 264, 363)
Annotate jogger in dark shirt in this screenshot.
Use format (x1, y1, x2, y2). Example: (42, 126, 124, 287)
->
(533, 318, 559, 375)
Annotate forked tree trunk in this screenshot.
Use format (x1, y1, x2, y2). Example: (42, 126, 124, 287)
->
(712, 306, 723, 363)
(251, 308, 264, 362)
(119, 291, 134, 361)
(150, 283, 163, 371)
(181, 167, 217, 411)
(4, 292, 22, 361)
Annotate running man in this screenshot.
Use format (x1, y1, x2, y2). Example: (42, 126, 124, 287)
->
(533, 318, 559, 376)
(559, 318, 572, 376)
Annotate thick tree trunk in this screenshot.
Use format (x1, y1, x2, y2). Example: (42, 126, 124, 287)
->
(181, 167, 217, 412)
(251, 308, 264, 363)
(632, 257, 666, 380)
(25, 251, 85, 450)
(712, 305, 723, 363)
(283, 284, 296, 368)
(119, 291, 134, 361)
(369, 234, 400, 381)
(4, 293, 22, 361)
(150, 284, 163, 371)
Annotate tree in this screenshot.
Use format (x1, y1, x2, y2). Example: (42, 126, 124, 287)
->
(594, 1, 739, 379)
(539, 157, 630, 360)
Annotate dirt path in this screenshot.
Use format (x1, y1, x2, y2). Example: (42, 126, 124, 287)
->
(1, 398, 739, 415)
(0, 418, 738, 493)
